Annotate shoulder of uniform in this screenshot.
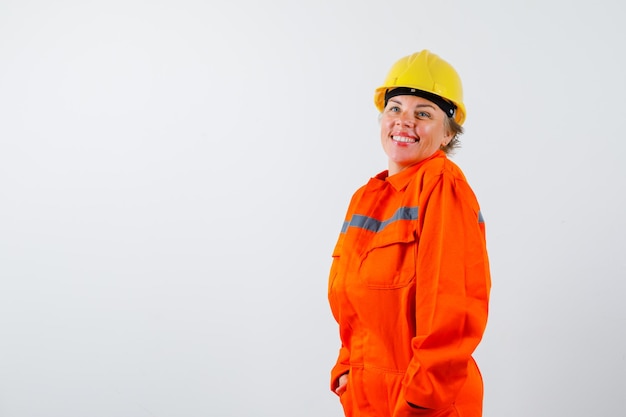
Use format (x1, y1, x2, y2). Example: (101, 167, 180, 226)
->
(418, 153, 465, 179)
(440, 156, 468, 182)
(410, 154, 471, 196)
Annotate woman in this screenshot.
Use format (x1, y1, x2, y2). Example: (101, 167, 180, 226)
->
(328, 50, 491, 417)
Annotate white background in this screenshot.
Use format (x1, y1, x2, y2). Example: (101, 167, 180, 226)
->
(1, 1, 625, 416)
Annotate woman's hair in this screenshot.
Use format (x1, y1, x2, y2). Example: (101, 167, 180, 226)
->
(442, 116, 463, 155)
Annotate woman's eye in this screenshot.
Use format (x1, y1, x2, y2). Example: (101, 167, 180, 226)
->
(388, 106, 401, 112)
(416, 111, 430, 118)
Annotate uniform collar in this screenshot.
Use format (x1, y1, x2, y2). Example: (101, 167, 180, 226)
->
(383, 150, 445, 191)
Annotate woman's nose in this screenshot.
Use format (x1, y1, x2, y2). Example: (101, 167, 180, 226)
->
(396, 114, 414, 127)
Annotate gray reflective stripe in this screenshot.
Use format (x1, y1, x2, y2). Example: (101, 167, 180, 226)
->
(478, 211, 485, 224)
(341, 206, 418, 234)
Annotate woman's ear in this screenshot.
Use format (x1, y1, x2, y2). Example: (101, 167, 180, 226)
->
(441, 130, 453, 147)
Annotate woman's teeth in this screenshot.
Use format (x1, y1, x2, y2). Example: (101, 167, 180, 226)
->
(392, 136, 418, 143)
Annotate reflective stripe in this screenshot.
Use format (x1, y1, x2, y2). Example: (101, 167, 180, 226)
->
(341, 206, 418, 234)
(341, 207, 484, 232)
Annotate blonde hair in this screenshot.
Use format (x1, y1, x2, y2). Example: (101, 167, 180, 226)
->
(442, 116, 463, 155)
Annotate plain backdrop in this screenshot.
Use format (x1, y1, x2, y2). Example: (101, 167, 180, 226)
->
(1, 1, 625, 416)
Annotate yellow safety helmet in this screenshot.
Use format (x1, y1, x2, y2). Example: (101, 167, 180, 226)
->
(374, 50, 466, 125)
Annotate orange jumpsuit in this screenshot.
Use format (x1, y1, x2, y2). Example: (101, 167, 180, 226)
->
(328, 151, 491, 417)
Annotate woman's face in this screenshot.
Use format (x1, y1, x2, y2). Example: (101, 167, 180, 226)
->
(380, 95, 452, 175)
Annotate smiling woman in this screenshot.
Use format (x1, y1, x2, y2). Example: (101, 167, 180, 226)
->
(327, 50, 491, 417)
(380, 94, 454, 175)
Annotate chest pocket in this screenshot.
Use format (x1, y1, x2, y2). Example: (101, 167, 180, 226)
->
(359, 223, 417, 289)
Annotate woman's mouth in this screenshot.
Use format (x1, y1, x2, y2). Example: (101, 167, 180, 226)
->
(392, 135, 418, 144)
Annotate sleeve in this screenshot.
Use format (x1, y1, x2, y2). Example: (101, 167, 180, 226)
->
(328, 188, 363, 394)
(330, 344, 351, 393)
(328, 238, 351, 394)
(401, 174, 491, 409)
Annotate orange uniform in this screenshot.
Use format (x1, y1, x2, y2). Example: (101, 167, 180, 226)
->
(328, 150, 491, 417)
